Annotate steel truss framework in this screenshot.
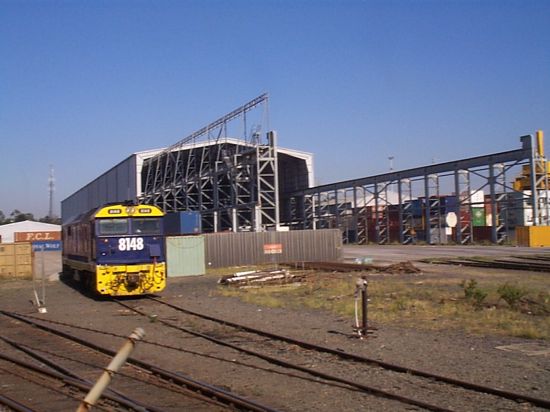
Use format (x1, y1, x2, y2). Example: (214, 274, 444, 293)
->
(139, 94, 280, 232)
(285, 135, 549, 244)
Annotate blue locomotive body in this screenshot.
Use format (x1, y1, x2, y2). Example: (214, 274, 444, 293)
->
(62, 204, 166, 296)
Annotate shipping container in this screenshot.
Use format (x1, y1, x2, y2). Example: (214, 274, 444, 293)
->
(164, 211, 202, 235)
(0, 242, 33, 278)
(0, 266, 16, 276)
(0, 256, 14, 266)
(15, 254, 32, 265)
(441, 196, 459, 213)
(15, 243, 32, 255)
(451, 226, 493, 242)
(516, 226, 550, 247)
(16, 265, 33, 277)
(472, 208, 486, 227)
(0, 244, 15, 256)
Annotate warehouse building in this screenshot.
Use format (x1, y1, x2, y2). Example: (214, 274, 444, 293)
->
(62, 95, 314, 232)
(0, 221, 61, 244)
(61, 137, 314, 232)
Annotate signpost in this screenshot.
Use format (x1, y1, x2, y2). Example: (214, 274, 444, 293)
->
(263, 243, 283, 269)
(263, 243, 283, 254)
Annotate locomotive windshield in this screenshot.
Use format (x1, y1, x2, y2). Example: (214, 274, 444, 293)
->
(132, 218, 161, 235)
(97, 219, 129, 235)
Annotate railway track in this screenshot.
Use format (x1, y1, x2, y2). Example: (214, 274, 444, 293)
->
(116, 296, 550, 412)
(4, 298, 548, 412)
(0, 310, 279, 412)
(420, 253, 550, 272)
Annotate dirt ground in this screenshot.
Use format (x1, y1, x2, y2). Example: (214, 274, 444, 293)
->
(1, 267, 549, 411)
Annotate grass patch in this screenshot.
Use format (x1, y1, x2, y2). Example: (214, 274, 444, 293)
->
(217, 271, 550, 340)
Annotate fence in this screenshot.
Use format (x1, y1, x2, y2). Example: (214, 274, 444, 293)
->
(204, 229, 342, 268)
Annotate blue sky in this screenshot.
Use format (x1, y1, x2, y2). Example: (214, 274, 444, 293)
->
(1, 0, 549, 218)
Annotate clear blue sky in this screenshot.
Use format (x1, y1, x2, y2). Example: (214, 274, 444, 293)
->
(1, 0, 549, 218)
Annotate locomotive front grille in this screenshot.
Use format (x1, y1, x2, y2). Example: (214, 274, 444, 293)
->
(96, 263, 166, 296)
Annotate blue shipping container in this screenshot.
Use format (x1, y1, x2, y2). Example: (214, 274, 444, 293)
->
(411, 199, 424, 217)
(442, 196, 459, 213)
(164, 211, 202, 235)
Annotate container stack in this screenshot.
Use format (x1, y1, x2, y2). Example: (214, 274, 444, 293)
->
(0, 242, 33, 277)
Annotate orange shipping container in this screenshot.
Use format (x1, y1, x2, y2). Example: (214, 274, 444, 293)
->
(15, 231, 61, 242)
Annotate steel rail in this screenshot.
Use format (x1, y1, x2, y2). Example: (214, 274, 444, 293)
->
(0, 310, 280, 412)
(0, 351, 147, 411)
(287, 261, 383, 272)
(422, 257, 550, 272)
(0, 394, 36, 412)
(0, 335, 155, 412)
(147, 296, 550, 410)
(115, 300, 454, 412)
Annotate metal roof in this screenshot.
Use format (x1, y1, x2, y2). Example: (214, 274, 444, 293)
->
(0, 221, 61, 243)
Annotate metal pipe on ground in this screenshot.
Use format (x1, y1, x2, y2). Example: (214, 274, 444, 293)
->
(76, 327, 145, 412)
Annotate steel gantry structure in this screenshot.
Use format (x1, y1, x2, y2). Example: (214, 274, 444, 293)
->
(284, 133, 549, 244)
(139, 94, 282, 232)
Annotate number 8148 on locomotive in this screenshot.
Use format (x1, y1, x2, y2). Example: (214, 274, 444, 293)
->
(62, 204, 166, 296)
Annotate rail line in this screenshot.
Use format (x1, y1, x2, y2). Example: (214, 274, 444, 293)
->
(0, 310, 279, 412)
(5, 303, 548, 412)
(113, 299, 453, 412)
(144, 296, 550, 410)
(0, 351, 145, 411)
(420, 254, 550, 272)
(0, 393, 36, 412)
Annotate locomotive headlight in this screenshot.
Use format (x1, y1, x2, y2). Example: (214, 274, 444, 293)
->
(126, 207, 136, 214)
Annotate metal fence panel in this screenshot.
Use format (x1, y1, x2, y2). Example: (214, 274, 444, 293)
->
(166, 236, 206, 276)
(204, 229, 342, 268)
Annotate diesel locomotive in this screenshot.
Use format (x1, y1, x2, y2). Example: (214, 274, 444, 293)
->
(62, 203, 166, 296)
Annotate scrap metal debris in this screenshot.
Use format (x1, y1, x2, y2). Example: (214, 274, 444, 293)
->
(287, 261, 421, 274)
(218, 269, 306, 286)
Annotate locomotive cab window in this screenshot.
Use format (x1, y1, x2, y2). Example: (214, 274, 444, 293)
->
(97, 219, 129, 235)
(132, 218, 161, 235)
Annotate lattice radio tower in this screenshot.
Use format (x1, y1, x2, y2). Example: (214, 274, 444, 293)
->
(48, 165, 55, 218)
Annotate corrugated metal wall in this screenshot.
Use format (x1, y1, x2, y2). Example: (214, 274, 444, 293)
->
(204, 229, 342, 268)
(61, 155, 138, 223)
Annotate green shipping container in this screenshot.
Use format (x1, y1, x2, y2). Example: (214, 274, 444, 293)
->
(166, 236, 205, 277)
(472, 208, 486, 227)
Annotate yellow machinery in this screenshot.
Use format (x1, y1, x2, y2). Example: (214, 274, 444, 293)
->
(513, 130, 549, 191)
